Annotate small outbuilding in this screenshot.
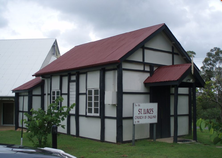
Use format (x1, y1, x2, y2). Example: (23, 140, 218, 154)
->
(0, 38, 60, 127)
(13, 24, 204, 143)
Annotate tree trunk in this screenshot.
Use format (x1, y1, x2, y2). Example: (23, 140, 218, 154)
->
(220, 107, 222, 123)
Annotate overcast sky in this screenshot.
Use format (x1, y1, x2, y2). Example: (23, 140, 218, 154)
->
(0, 0, 222, 68)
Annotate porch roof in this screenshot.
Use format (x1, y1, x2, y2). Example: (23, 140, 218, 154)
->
(12, 77, 43, 92)
(144, 64, 204, 87)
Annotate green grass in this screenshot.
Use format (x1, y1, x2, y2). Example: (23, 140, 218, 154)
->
(0, 130, 221, 158)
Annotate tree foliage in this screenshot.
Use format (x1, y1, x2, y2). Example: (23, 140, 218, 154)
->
(23, 97, 75, 147)
(197, 118, 222, 144)
(198, 47, 222, 122)
(187, 50, 196, 58)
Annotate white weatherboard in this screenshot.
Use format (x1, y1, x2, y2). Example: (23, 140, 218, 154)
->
(133, 103, 158, 124)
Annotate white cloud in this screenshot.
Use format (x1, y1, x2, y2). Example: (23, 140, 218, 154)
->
(0, 0, 222, 68)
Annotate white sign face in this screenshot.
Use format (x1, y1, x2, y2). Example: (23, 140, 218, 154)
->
(133, 103, 158, 124)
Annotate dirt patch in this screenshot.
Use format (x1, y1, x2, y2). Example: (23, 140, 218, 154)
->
(0, 126, 15, 131)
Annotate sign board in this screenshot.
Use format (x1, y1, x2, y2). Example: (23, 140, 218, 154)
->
(133, 103, 158, 124)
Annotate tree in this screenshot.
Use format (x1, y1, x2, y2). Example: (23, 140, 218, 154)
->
(187, 50, 196, 58)
(199, 47, 222, 122)
(23, 97, 75, 147)
(197, 118, 222, 145)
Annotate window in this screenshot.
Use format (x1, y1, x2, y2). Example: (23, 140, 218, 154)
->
(87, 89, 100, 116)
(51, 90, 60, 106)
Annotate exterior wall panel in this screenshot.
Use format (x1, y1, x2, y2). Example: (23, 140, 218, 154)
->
(105, 119, 116, 143)
(62, 76, 68, 93)
(122, 94, 150, 117)
(79, 74, 86, 93)
(105, 104, 116, 117)
(171, 116, 189, 136)
(126, 48, 143, 62)
(145, 50, 172, 65)
(58, 118, 67, 134)
(19, 96, 28, 111)
(122, 62, 144, 70)
(87, 71, 100, 89)
(123, 71, 149, 92)
(79, 95, 86, 115)
(52, 76, 60, 89)
(32, 96, 41, 111)
(123, 120, 149, 141)
(145, 32, 172, 51)
(105, 70, 117, 92)
(79, 117, 101, 140)
(32, 86, 41, 94)
(70, 116, 76, 135)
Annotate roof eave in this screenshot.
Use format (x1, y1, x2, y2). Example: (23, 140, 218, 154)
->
(34, 60, 121, 77)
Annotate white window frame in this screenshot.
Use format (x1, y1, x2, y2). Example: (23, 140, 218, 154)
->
(51, 89, 61, 107)
(87, 89, 100, 116)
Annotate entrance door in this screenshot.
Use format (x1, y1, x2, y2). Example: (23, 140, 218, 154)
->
(3, 103, 14, 125)
(150, 86, 171, 138)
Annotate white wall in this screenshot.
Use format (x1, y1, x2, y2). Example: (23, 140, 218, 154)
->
(123, 120, 149, 141)
(79, 74, 86, 93)
(79, 95, 86, 115)
(145, 50, 172, 65)
(79, 117, 101, 140)
(105, 119, 116, 142)
(87, 71, 100, 89)
(171, 116, 189, 136)
(145, 32, 172, 51)
(123, 94, 150, 117)
(170, 87, 189, 136)
(32, 96, 41, 111)
(105, 70, 117, 92)
(126, 48, 143, 61)
(32, 86, 41, 94)
(62, 76, 68, 93)
(52, 76, 60, 90)
(58, 117, 67, 134)
(70, 116, 76, 135)
(123, 71, 149, 92)
(19, 96, 28, 111)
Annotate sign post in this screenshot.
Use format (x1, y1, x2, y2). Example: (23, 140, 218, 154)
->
(132, 103, 158, 145)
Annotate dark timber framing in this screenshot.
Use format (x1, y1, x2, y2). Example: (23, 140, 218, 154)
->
(192, 84, 197, 141)
(173, 86, 178, 143)
(14, 93, 19, 130)
(117, 63, 123, 143)
(67, 74, 71, 135)
(172, 46, 175, 65)
(28, 91, 32, 115)
(100, 68, 105, 142)
(75, 72, 80, 137)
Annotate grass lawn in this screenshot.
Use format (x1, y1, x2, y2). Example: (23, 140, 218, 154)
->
(0, 130, 221, 158)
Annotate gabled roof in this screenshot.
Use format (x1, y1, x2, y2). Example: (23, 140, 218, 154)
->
(12, 77, 43, 92)
(144, 64, 205, 87)
(34, 23, 169, 76)
(0, 38, 60, 97)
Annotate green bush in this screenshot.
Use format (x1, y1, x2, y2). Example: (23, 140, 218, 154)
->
(23, 97, 75, 147)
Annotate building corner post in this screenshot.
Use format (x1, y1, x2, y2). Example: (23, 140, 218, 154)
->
(173, 86, 178, 143)
(15, 93, 19, 130)
(193, 84, 197, 141)
(117, 63, 123, 143)
(100, 68, 105, 142)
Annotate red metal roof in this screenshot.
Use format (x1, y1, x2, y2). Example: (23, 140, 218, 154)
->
(34, 23, 165, 76)
(144, 64, 191, 84)
(12, 77, 42, 91)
